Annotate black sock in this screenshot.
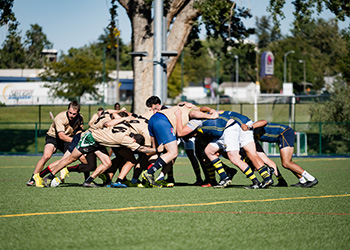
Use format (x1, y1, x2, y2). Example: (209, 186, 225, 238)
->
(47, 173, 55, 180)
(148, 157, 166, 175)
(40, 167, 52, 178)
(85, 176, 94, 184)
(116, 178, 123, 183)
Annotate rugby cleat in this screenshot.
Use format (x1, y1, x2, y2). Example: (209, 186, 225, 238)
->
(261, 178, 274, 188)
(267, 166, 275, 177)
(193, 180, 204, 186)
(82, 182, 100, 188)
(201, 183, 212, 187)
(156, 180, 174, 188)
(302, 178, 319, 188)
(213, 177, 231, 188)
(60, 167, 70, 183)
(33, 173, 44, 187)
(245, 180, 262, 189)
(26, 177, 35, 186)
(42, 176, 60, 187)
(291, 182, 307, 187)
(110, 182, 127, 188)
(244, 183, 261, 189)
(142, 170, 160, 187)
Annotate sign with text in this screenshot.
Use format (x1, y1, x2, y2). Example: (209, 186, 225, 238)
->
(260, 51, 274, 77)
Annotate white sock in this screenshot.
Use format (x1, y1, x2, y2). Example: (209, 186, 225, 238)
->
(299, 177, 307, 184)
(156, 172, 165, 181)
(301, 171, 315, 181)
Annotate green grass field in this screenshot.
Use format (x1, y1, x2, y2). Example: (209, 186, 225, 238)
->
(1, 156, 350, 250)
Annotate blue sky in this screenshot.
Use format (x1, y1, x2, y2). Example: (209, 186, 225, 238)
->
(0, 0, 348, 55)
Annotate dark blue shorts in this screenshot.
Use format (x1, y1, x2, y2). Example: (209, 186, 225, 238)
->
(68, 133, 82, 153)
(148, 112, 176, 145)
(278, 127, 295, 149)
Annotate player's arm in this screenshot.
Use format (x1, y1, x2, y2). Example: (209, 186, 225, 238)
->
(137, 144, 164, 156)
(241, 120, 267, 131)
(57, 131, 73, 143)
(189, 109, 218, 120)
(104, 116, 132, 127)
(175, 109, 197, 137)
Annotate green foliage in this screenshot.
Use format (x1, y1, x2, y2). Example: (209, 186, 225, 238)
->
(268, 0, 350, 32)
(310, 81, 350, 153)
(0, 22, 53, 69)
(338, 28, 350, 84)
(197, 0, 254, 50)
(24, 24, 53, 68)
(255, 16, 282, 49)
(0, 21, 25, 68)
(40, 46, 104, 100)
(0, 0, 15, 26)
(265, 18, 347, 92)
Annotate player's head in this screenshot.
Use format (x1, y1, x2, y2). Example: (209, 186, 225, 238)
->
(118, 111, 129, 117)
(131, 133, 145, 146)
(97, 107, 104, 116)
(146, 96, 162, 113)
(114, 102, 121, 110)
(67, 101, 80, 120)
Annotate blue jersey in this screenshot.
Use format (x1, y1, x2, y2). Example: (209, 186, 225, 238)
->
(255, 123, 295, 148)
(189, 111, 248, 139)
(217, 111, 251, 126)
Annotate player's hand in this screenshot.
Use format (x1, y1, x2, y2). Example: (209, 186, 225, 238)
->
(241, 124, 248, 131)
(157, 144, 164, 153)
(175, 108, 182, 118)
(210, 110, 219, 119)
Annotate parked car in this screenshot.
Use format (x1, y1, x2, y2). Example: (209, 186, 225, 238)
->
(219, 95, 231, 104)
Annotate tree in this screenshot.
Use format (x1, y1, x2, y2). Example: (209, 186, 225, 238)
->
(0, 0, 15, 26)
(310, 81, 350, 153)
(0, 21, 25, 68)
(40, 46, 104, 101)
(267, 0, 350, 33)
(117, 0, 253, 113)
(24, 24, 53, 68)
(255, 16, 282, 49)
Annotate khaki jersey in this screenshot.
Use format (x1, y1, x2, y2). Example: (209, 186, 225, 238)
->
(158, 106, 193, 134)
(89, 111, 113, 130)
(141, 110, 154, 120)
(128, 117, 151, 146)
(90, 126, 141, 151)
(47, 111, 84, 138)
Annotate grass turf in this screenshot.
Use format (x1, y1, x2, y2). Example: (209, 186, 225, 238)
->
(0, 156, 350, 250)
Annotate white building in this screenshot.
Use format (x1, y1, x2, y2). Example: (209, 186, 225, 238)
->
(219, 81, 260, 103)
(0, 69, 133, 105)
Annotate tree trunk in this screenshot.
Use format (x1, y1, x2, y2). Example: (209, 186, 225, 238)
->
(118, 0, 200, 114)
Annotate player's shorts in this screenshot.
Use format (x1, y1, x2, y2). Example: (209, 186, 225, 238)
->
(68, 133, 82, 153)
(148, 112, 176, 145)
(278, 127, 295, 149)
(76, 131, 108, 155)
(211, 123, 254, 152)
(45, 135, 70, 153)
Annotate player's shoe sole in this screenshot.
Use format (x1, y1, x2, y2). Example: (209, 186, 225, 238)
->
(60, 167, 70, 183)
(213, 177, 231, 188)
(302, 178, 319, 188)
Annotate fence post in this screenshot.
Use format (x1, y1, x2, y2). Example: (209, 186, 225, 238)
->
(319, 122, 322, 155)
(35, 122, 38, 154)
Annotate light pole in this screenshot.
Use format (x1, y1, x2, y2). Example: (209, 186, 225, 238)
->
(299, 59, 306, 93)
(234, 55, 239, 101)
(284, 50, 294, 83)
